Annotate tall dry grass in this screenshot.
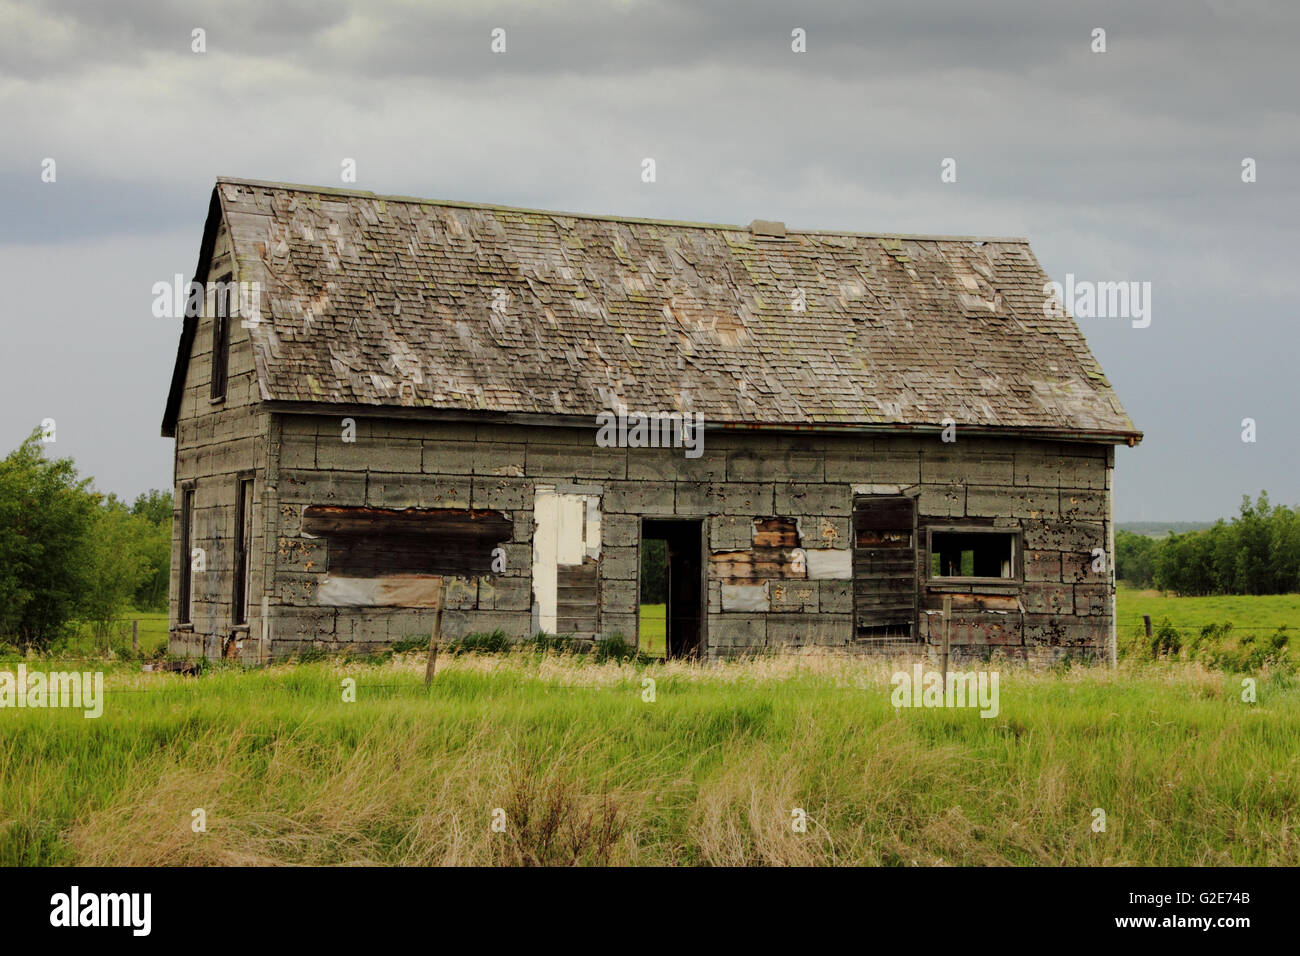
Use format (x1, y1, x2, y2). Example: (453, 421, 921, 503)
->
(2, 649, 1297, 866)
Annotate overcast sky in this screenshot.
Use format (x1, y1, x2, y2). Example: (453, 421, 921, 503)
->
(1, 0, 1296, 522)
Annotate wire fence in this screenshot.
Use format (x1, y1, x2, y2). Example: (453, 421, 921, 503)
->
(4, 625, 1296, 669)
(0, 683, 421, 697)
(1118, 621, 1294, 630)
(3, 606, 1295, 675)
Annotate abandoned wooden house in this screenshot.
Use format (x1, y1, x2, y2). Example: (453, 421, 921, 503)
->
(162, 177, 1141, 664)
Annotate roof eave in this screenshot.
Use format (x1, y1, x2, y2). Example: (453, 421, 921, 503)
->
(261, 399, 1142, 446)
(161, 186, 224, 438)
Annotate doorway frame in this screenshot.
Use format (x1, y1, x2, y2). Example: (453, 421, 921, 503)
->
(637, 516, 709, 659)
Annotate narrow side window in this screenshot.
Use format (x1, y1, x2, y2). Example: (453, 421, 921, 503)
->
(233, 477, 253, 625)
(179, 487, 195, 624)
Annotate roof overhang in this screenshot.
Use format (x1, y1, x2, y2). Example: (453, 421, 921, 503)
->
(161, 187, 223, 438)
(263, 400, 1143, 446)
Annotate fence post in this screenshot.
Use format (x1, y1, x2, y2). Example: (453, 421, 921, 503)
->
(424, 579, 444, 688)
(1143, 615, 1153, 641)
(132, 620, 139, 654)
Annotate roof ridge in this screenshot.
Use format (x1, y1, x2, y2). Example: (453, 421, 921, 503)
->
(213, 176, 1030, 244)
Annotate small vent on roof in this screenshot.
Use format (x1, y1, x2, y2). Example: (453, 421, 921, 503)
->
(749, 219, 786, 238)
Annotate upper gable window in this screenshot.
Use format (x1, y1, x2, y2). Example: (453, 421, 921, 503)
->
(209, 273, 232, 401)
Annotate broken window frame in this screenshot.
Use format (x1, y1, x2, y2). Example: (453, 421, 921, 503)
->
(925, 526, 1022, 586)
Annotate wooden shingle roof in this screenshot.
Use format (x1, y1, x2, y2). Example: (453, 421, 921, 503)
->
(163, 177, 1140, 442)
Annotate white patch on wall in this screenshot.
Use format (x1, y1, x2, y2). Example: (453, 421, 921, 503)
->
(721, 582, 770, 612)
(852, 484, 906, 496)
(555, 494, 585, 565)
(317, 575, 444, 607)
(584, 496, 602, 559)
(805, 549, 852, 579)
(532, 486, 602, 632)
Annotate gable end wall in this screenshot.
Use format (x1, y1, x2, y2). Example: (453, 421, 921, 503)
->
(168, 218, 270, 659)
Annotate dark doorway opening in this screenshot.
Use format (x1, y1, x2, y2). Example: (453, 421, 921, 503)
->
(640, 519, 704, 659)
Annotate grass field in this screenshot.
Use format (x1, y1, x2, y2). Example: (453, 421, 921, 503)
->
(36, 592, 1293, 664)
(638, 604, 666, 657)
(637, 591, 1298, 660)
(1117, 585, 1300, 631)
(2, 651, 1297, 866)
(49, 612, 170, 658)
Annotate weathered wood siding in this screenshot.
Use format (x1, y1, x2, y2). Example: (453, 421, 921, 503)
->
(258, 415, 1114, 664)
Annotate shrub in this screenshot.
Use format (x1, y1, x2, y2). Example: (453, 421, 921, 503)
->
(1151, 619, 1182, 658)
(1121, 618, 1293, 673)
(0, 432, 97, 647)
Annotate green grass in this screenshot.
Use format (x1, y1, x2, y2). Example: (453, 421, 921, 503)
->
(1, 611, 172, 660)
(1117, 585, 1300, 631)
(42, 592, 1299, 662)
(1, 652, 1297, 866)
(638, 603, 666, 658)
(61, 611, 170, 658)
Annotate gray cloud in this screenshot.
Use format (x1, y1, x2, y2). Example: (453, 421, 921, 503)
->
(0, 0, 1296, 520)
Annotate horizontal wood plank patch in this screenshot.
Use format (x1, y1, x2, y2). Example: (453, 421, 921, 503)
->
(303, 505, 511, 576)
(555, 560, 598, 633)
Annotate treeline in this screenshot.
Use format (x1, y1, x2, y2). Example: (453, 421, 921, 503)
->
(1116, 493, 1300, 596)
(0, 431, 171, 648)
(639, 538, 667, 604)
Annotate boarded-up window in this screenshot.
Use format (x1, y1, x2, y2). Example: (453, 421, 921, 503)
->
(233, 477, 253, 625)
(928, 529, 1018, 582)
(302, 506, 512, 577)
(852, 496, 917, 641)
(179, 487, 195, 624)
(209, 274, 231, 401)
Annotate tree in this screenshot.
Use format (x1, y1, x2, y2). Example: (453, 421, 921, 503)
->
(80, 495, 156, 643)
(131, 489, 173, 527)
(1150, 492, 1300, 597)
(130, 489, 172, 610)
(1268, 504, 1300, 593)
(1232, 493, 1274, 594)
(0, 432, 97, 646)
(1156, 530, 1216, 596)
(639, 538, 667, 604)
(1115, 530, 1157, 588)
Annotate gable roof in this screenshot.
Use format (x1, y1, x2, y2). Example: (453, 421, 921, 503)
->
(162, 177, 1140, 443)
